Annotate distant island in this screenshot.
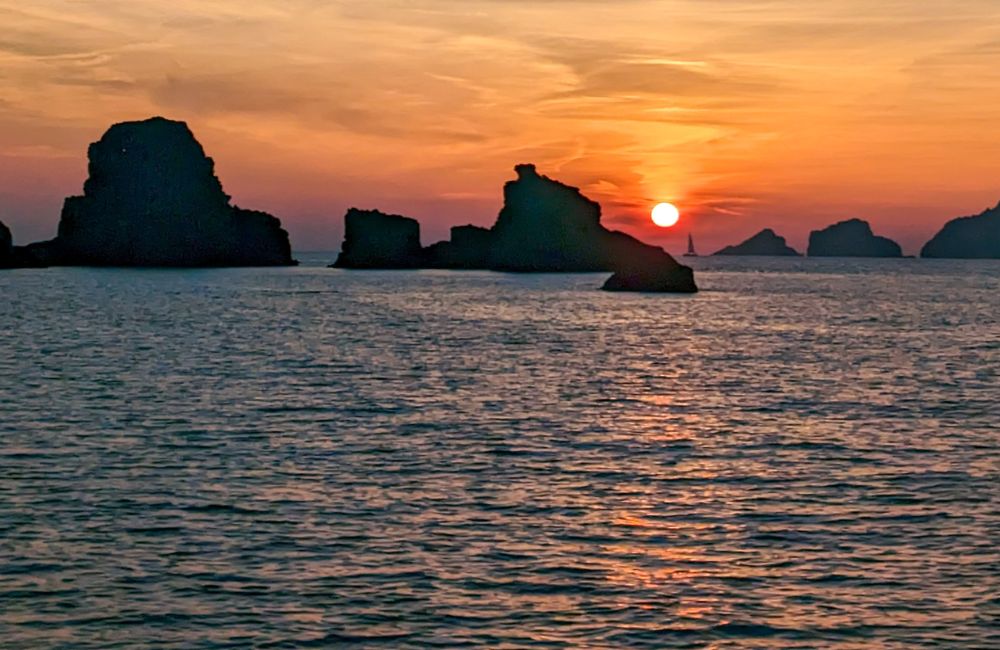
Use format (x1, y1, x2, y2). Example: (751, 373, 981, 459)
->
(921, 202, 1000, 259)
(713, 228, 800, 256)
(12, 117, 296, 268)
(332, 164, 697, 292)
(807, 219, 902, 257)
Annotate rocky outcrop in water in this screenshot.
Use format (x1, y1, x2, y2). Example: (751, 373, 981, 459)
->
(921, 202, 1000, 259)
(807, 219, 902, 257)
(29, 117, 295, 267)
(0, 221, 10, 267)
(329, 164, 697, 292)
(480, 164, 696, 290)
(487, 164, 695, 281)
(0, 221, 47, 268)
(489, 164, 608, 271)
(714, 228, 800, 256)
(424, 225, 494, 269)
(332, 209, 424, 268)
(601, 245, 698, 293)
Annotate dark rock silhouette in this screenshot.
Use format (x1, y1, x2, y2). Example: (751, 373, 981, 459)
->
(28, 117, 295, 267)
(329, 164, 697, 292)
(20, 240, 59, 267)
(714, 228, 800, 256)
(1, 221, 47, 268)
(484, 164, 696, 290)
(332, 208, 424, 268)
(807, 219, 902, 257)
(424, 225, 494, 269)
(487, 164, 695, 283)
(921, 202, 1000, 259)
(0, 221, 10, 266)
(601, 246, 698, 293)
(489, 163, 608, 271)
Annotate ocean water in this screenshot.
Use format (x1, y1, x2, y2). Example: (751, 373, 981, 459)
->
(1, 255, 998, 649)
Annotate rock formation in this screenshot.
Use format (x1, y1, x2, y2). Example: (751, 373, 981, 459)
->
(0, 221, 10, 267)
(601, 246, 698, 293)
(29, 117, 295, 267)
(488, 165, 694, 289)
(714, 228, 800, 256)
(807, 219, 902, 257)
(329, 164, 697, 292)
(0, 221, 47, 268)
(921, 202, 1000, 259)
(332, 209, 424, 268)
(424, 225, 494, 269)
(489, 164, 609, 271)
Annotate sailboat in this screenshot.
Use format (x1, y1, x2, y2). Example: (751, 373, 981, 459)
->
(683, 233, 699, 257)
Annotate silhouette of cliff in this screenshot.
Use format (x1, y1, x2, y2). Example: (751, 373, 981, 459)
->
(921, 202, 1000, 259)
(489, 164, 608, 271)
(329, 164, 697, 292)
(807, 219, 902, 257)
(28, 117, 295, 267)
(714, 228, 800, 256)
(332, 209, 424, 268)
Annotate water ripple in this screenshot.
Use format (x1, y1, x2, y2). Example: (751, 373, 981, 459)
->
(1, 256, 998, 648)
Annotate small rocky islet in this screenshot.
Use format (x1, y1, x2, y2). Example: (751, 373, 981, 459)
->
(713, 228, 801, 256)
(807, 219, 902, 258)
(0, 220, 44, 269)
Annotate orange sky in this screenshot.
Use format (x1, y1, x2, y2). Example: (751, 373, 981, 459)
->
(2, 0, 999, 255)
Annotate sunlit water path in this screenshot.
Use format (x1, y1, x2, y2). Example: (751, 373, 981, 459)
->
(2, 256, 998, 648)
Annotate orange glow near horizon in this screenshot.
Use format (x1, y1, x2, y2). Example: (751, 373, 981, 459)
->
(1, 1, 1000, 255)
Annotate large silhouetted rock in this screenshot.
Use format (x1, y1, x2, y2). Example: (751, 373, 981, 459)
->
(489, 164, 607, 271)
(921, 202, 1000, 259)
(489, 165, 695, 290)
(332, 209, 424, 268)
(807, 219, 902, 257)
(714, 228, 800, 256)
(34, 117, 295, 267)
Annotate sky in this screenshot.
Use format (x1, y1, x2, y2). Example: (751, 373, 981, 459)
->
(2, 0, 1000, 255)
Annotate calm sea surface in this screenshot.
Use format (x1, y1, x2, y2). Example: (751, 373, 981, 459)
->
(1, 255, 998, 649)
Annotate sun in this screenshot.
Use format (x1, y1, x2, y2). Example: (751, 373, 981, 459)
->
(651, 202, 680, 228)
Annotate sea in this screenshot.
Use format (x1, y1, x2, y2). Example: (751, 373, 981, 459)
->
(1, 254, 998, 649)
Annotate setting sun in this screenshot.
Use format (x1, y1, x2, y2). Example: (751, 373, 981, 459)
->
(651, 203, 681, 228)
